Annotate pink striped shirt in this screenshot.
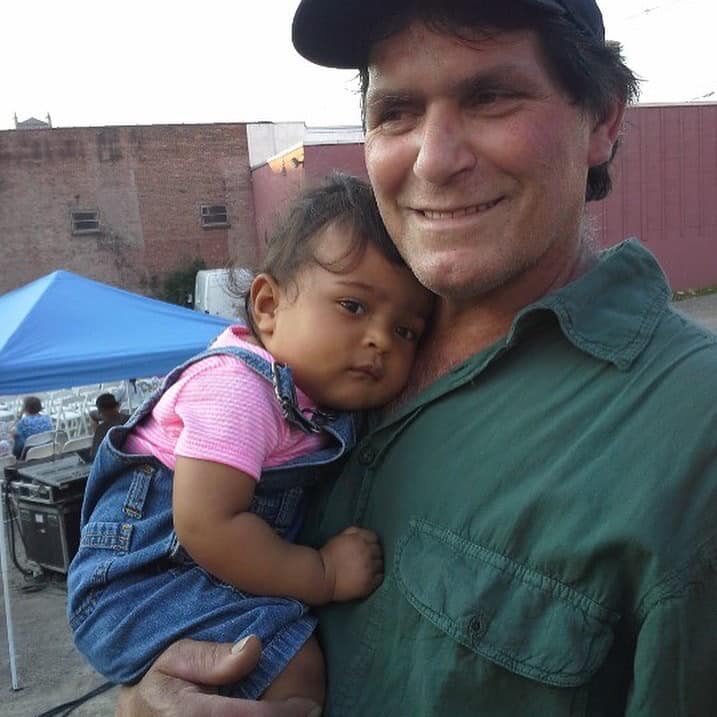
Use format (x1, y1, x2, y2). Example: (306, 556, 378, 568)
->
(124, 326, 327, 480)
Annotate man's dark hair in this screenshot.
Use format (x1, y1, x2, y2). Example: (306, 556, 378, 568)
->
(358, 0, 640, 201)
(23, 396, 42, 415)
(95, 393, 120, 412)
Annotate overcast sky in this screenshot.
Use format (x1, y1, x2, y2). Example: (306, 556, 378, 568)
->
(2, 0, 714, 132)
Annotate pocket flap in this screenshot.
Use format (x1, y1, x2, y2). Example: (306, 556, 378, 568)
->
(80, 520, 133, 552)
(396, 519, 619, 687)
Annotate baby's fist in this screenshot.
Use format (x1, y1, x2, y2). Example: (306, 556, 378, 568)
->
(319, 527, 384, 602)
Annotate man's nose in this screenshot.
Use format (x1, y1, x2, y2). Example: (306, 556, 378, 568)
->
(414, 104, 477, 185)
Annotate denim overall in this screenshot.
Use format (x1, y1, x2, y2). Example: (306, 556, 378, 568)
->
(67, 346, 356, 699)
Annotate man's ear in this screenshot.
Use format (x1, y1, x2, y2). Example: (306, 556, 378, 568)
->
(588, 99, 626, 167)
(249, 273, 282, 338)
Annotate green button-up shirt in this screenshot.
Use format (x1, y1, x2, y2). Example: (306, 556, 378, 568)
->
(309, 240, 717, 716)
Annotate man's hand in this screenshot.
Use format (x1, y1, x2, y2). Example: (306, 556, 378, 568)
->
(319, 526, 384, 602)
(115, 636, 321, 717)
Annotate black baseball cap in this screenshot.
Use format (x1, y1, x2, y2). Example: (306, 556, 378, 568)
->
(292, 0, 605, 69)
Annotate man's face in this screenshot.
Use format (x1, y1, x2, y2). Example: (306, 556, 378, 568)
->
(363, 22, 614, 304)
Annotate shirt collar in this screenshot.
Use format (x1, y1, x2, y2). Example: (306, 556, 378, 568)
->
(510, 239, 671, 370)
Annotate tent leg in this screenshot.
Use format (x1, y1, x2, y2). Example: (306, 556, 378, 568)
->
(0, 484, 21, 690)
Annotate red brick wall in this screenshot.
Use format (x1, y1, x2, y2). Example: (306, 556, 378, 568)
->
(0, 124, 258, 296)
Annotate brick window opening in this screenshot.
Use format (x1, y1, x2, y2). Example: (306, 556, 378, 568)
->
(200, 204, 229, 228)
(71, 210, 100, 235)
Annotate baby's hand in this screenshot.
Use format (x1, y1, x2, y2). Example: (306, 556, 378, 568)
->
(319, 526, 384, 602)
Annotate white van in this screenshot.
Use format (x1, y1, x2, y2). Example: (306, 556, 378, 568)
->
(194, 268, 253, 322)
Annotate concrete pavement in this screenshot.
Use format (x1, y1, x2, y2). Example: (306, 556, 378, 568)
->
(673, 292, 717, 332)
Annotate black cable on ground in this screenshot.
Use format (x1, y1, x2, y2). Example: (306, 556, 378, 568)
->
(35, 680, 116, 717)
(2, 480, 35, 578)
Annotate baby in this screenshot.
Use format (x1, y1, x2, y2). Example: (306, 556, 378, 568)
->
(67, 174, 433, 708)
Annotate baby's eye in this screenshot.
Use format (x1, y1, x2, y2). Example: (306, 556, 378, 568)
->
(338, 299, 365, 315)
(395, 326, 418, 342)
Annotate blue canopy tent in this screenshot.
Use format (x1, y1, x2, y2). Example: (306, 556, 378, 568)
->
(0, 270, 232, 395)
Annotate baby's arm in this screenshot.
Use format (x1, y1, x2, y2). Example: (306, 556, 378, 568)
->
(173, 456, 383, 606)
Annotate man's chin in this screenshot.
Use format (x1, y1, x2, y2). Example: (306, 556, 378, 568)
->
(410, 258, 510, 303)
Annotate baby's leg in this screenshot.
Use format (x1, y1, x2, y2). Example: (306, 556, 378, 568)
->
(261, 635, 325, 707)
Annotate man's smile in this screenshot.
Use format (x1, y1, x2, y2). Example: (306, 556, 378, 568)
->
(411, 197, 505, 221)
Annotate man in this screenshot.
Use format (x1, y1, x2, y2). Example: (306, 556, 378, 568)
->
(118, 1, 717, 714)
(90, 393, 129, 459)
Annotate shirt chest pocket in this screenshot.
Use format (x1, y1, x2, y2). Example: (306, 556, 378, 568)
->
(395, 519, 620, 688)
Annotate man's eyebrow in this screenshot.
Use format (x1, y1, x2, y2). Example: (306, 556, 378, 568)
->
(366, 63, 542, 108)
(453, 64, 543, 97)
(364, 89, 418, 112)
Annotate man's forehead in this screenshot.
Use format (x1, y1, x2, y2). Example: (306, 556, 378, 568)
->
(365, 24, 542, 93)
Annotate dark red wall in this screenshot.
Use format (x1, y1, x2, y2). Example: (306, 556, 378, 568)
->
(251, 157, 305, 253)
(304, 144, 369, 184)
(589, 104, 717, 290)
(251, 144, 370, 253)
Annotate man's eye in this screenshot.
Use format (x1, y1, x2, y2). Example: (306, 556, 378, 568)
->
(395, 326, 418, 341)
(380, 109, 409, 123)
(467, 90, 522, 112)
(467, 91, 503, 107)
(339, 299, 365, 315)
(368, 104, 418, 131)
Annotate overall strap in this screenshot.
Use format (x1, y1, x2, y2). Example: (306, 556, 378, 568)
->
(108, 341, 357, 492)
(127, 343, 332, 437)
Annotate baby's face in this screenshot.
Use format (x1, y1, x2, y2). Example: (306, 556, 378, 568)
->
(266, 225, 433, 411)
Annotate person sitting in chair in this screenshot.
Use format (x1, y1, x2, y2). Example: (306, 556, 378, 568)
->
(12, 396, 53, 458)
(90, 393, 129, 460)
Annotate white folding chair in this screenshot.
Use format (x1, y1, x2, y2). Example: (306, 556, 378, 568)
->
(20, 430, 55, 459)
(61, 436, 93, 453)
(56, 401, 84, 439)
(24, 443, 55, 461)
(53, 430, 69, 451)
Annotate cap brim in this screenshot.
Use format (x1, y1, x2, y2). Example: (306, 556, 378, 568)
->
(292, 0, 386, 69)
(292, 0, 603, 69)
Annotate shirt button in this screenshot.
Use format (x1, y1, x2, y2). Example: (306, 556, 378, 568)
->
(358, 446, 377, 465)
(468, 613, 485, 642)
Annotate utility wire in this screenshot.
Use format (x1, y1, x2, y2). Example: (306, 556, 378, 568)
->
(35, 680, 116, 717)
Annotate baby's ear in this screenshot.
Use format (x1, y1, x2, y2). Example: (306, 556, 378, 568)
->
(250, 273, 282, 337)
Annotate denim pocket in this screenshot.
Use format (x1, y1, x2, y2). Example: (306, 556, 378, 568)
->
(395, 518, 620, 688)
(79, 521, 133, 552)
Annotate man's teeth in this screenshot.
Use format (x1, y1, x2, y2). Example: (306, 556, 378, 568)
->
(422, 200, 500, 219)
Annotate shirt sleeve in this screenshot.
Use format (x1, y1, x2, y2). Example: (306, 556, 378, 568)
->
(625, 540, 717, 716)
(171, 357, 283, 480)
